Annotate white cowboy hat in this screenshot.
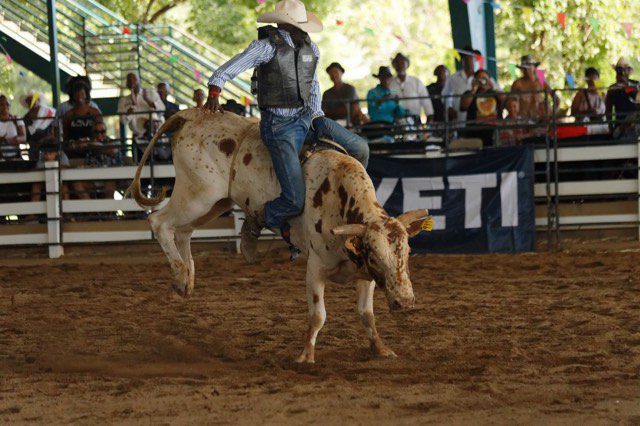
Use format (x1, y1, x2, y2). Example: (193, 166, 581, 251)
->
(614, 57, 633, 69)
(257, 0, 323, 33)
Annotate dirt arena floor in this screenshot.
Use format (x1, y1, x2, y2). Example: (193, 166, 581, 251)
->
(1, 239, 639, 424)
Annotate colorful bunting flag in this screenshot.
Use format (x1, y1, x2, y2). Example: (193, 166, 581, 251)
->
(122, 26, 131, 35)
(256, 0, 266, 3)
(336, 20, 344, 26)
(18, 70, 25, 78)
(451, 48, 461, 61)
(535, 69, 546, 86)
(393, 34, 405, 44)
(4, 53, 11, 65)
(521, 7, 533, 21)
(364, 27, 375, 36)
(588, 17, 599, 33)
(565, 73, 575, 89)
(557, 12, 566, 30)
(29, 91, 39, 108)
(462, 0, 470, 4)
(621, 22, 633, 38)
(489, 2, 501, 10)
(194, 69, 201, 84)
(474, 53, 485, 70)
(169, 55, 178, 64)
(508, 63, 517, 78)
(241, 96, 251, 106)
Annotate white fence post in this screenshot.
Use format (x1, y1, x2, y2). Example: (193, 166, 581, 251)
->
(233, 209, 244, 254)
(45, 161, 64, 258)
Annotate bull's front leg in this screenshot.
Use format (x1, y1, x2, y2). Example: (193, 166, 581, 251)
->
(296, 254, 327, 364)
(356, 279, 397, 358)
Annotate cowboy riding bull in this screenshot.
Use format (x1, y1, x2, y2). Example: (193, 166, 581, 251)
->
(127, 0, 431, 362)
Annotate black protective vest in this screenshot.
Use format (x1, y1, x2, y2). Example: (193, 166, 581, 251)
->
(252, 26, 317, 109)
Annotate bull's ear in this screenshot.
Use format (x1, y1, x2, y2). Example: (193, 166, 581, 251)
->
(397, 209, 431, 238)
(331, 224, 366, 237)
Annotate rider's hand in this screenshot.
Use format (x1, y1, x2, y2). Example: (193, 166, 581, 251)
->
(203, 86, 224, 113)
(311, 116, 330, 140)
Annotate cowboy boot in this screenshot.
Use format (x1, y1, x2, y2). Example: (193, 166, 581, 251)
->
(240, 210, 265, 264)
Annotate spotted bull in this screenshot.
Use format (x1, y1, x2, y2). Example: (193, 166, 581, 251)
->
(127, 109, 430, 363)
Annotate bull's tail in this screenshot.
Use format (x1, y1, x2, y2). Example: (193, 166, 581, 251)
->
(125, 114, 186, 208)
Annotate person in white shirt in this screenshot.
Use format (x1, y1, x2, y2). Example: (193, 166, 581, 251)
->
(0, 94, 26, 160)
(442, 46, 500, 124)
(117, 72, 165, 139)
(20, 91, 56, 136)
(389, 53, 433, 123)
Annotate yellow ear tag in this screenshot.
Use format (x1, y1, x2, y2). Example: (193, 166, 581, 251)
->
(420, 216, 434, 232)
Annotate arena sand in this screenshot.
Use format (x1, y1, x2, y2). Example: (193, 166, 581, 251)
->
(1, 240, 639, 424)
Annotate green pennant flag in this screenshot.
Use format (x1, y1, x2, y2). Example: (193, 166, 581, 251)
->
(364, 27, 375, 36)
(169, 55, 178, 64)
(588, 17, 599, 33)
(508, 63, 517, 78)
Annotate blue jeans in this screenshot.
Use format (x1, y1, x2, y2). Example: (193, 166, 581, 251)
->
(260, 110, 312, 229)
(306, 117, 370, 168)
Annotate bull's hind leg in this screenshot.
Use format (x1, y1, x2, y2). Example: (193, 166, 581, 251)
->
(356, 279, 397, 358)
(296, 253, 327, 364)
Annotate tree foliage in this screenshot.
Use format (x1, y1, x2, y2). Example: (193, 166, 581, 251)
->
(95, 0, 188, 23)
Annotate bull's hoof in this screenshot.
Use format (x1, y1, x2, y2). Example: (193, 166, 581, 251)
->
(295, 347, 315, 364)
(370, 340, 397, 358)
(172, 282, 193, 298)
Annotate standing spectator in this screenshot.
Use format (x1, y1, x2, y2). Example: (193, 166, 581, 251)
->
(157, 82, 180, 120)
(460, 69, 504, 147)
(605, 58, 640, 137)
(499, 97, 533, 146)
(193, 89, 206, 108)
(0, 94, 26, 160)
(62, 80, 103, 199)
(20, 90, 56, 160)
(321, 62, 367, 126)
(55, 76, 101, 136)
(442, 46, 482, 123)
(117, 73, 165, 140)
(511, 55, 556, 120)
(389, 53, 433, 122)
(570, 68, 605, 122)
(367, 66, 407, 124)
(426, 65, 450, 123)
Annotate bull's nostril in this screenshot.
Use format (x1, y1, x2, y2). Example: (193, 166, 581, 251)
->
(391, 300, 402, 310)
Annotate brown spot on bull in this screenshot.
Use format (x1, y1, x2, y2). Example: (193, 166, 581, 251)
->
(245, 197, 250, 207)
(346, 206, 364, 224)
(338, 185, 348, 217)
(242, 153, 252, 165)
(231, 169, 236, 181)
(218, 138, 236, 157)
(312, 178, 331, 208)
(384, 220, 405, 245)
(315, 219, 322, 233)
(313, 294, 319, 304)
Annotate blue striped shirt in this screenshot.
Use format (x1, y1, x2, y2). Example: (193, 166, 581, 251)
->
(208, 29, 324, 119)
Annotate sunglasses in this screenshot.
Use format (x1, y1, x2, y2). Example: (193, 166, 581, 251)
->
(95, 130, 107, 135)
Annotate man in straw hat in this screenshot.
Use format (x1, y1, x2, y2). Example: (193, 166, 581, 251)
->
(510, 54, 556, 120)
(605, 57, 640, 137)
(205, 0, 369, 258)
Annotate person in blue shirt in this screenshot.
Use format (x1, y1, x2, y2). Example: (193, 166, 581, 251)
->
(367, 66, 407, 124)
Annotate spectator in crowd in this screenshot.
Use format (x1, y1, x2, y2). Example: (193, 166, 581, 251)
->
(31, 140, 71, 203)
(570, 67, 605, 122)
(321, 62, 368, 126)
(0, 94, 26, 161)
(55, 76, 101, 135)
(193, 89, 206, 108)
(157, 81, 180, 120)
(511, 55, 556, 120)
(20, 90, 56, 160)
(62, 79, 103, 199)
(117, 73, 165, 140)
(605, 57, 640, 138)
(442, 46, 483, 123)
(367, 66, 407, 124)
(390, 53, 433, 122)
(460, 69, 504, 147)
(85, 121, 123, 199)
(426, 65, 450, 123)
(499, 97, 533, 146)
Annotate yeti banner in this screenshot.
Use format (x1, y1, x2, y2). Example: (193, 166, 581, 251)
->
(368, 146, 536, 254)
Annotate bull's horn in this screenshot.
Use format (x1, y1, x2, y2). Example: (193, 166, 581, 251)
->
(397, 209, 429, 227)
(331, 224, 367, 237)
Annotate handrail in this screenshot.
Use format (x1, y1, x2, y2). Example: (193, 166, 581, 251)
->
(72, 0, 130, 26)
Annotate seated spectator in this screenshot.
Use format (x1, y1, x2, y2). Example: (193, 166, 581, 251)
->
(322, 62, 368, 126)
(605, 58, 640, 138)
(62, 80, 103, 199)
(118, 73, 165, 140)
(20, 90, 56, 160)
(390, 53, 433, 123)
(460, 69, 504, 147)
(427, 65, 450, 123)
(367, 66, 407, 124)
(499, 97, 533, 146)
(571, 68, 605, 122)
(157, 81, 180, 120)
(193, 89, 206, 108)
(511, 55, 557, 120)
(0, 94, 26, 161)
(222, 99, 246, 116)
(55, 76, 101, 136)
(31, 140, 71, 203)
(86, 121, 123, 199)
